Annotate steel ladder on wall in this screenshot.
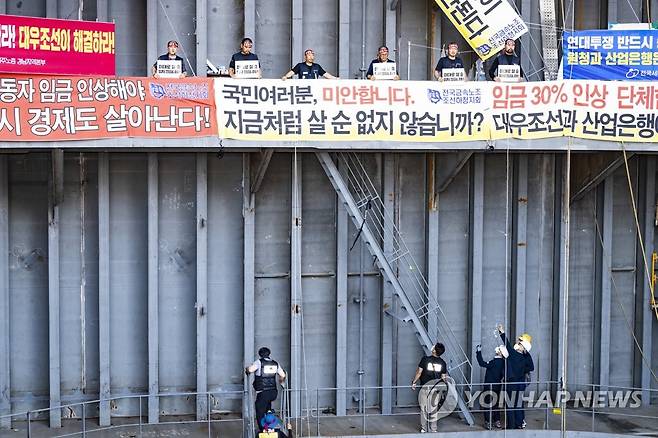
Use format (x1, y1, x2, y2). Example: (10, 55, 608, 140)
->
(316, 151, 475, 426)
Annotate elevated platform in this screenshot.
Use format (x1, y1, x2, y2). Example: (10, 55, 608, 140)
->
(3, 406, 656, 437)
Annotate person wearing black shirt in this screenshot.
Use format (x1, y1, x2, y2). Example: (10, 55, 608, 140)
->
(476, 344, 508, 429)
(229, 37, 261, 78)
(366, 46, 400, 80)
(434, 42, 465, 81)
(488, 38, 525, 82)
(246, 347, 286, 430)
(282, 49, 337, 80)
(412, 343, 448, 433)
(497, 325, 534, 429)
(151, 40, 187, 78)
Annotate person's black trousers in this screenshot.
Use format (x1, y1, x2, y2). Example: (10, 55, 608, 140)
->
(482, 388, 501, 424)
(255, 389, 278, 430)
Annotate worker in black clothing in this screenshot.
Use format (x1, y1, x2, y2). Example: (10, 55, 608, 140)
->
(488, 39, 524, 82)
(366, 46, 400, 80)
(412, 342, 448, 433)
(434, 42, 466, 81)
(229, 37, 261, 78)
(246, 347, 286, 431)
(282, 49, 338, 80)
(151, 40, 187, 78)
(497, 325, 534, 429)
(476, 344, 508, 429)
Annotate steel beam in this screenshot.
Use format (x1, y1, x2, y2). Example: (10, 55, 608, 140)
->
(437, 152, 472, 193)
(556, 152, 571, 409)
(599, 176, 613, 391)
(290, 154, 303, 418)
(520, 0, 531, 80)
(385, 0, 398, 60)
(0, 156, 9, 430)
(514, 155, 528, 336)
(571, 153, 633, 203)
(46, 0, 56, 17)
(469, 155, 484, 384)
(147, 153, 159, 424)
(0, 1, 5, 14)
(338, 0, 350, 79)
(381, 154, 395, 415)
(291, 0, 303, 67)
(251, 150, 274, 194)
(196, 153, 208, 420)
(48, 149, 63, 428)
(242, 153, 256, 437)
(146, 0, 157, 76)
(427, 154, 440, 339)
(96, 0, 108, 21)
(335, 164, 348, 417)
(98, 153, 111, 427)
(244, 0, 256, 43)
(196, 0, 208, 77)
(640, 157, 655, 405)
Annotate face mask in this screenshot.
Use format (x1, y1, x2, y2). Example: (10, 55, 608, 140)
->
(514, 343, 523, 353)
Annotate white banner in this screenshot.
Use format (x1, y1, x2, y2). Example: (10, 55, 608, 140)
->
(434, 0, 529, 61)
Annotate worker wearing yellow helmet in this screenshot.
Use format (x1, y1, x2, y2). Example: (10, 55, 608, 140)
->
(497, 325, 534, 429)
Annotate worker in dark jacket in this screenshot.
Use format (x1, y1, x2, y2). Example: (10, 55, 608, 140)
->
(498, 325, 534, 429)
(476, 344, 508, 429)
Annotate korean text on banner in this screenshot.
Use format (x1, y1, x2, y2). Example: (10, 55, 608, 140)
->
(215, 79, 489, 142)
(434, 0, 528, 61)
(563, 29, 658, 81)
(489, 81, 658, 143)
(0, 14, 115, 75)
(0, 75, 217, 141)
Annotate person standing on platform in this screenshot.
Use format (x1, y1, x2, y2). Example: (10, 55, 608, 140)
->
(246, 347, 287, 431)
(151, 40, 187, 78)
(281, 49, 338, 80)
(366, 46, 400, 80)
(434, 42, 466, 81)
(476, 343, 508, 429)
(229, 37, 261, 78)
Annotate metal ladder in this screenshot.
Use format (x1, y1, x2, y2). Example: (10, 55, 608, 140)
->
(316, 151, 475, 425)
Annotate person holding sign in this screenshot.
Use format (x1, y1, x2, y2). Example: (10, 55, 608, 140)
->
(488, 38, 524, 82)
(366, 46, 399, 80)
(151, 40, 187, 79)
(434, 42, 466, 82)
(281, 49, 337, 80)
(229, 37, 261, 79)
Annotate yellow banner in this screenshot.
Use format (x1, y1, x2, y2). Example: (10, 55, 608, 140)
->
(434, 0, 528, 61)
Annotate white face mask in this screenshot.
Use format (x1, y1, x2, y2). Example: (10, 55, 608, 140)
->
(514, 343, 523, 353)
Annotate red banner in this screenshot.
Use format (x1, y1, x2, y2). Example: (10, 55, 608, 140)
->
(0, 14, 115, 76)
(0, 75, 217, 141)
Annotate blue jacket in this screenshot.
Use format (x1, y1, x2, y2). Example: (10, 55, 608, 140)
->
(500, 333, 534, 383)
(476, 350, 505, 391)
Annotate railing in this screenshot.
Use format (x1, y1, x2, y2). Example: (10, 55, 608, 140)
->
(1, 382, 656, 437)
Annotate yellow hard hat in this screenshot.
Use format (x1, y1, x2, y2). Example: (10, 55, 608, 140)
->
(518, 333, 532, 343)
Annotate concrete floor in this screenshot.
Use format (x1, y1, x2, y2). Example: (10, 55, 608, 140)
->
(1, 405, 656, 437)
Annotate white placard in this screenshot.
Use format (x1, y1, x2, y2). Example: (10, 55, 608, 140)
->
(234, 60, 261, 79)
(442, 68, 465, 82)
(157, 60, 182, 78)
(373, 62, 397, 80)
(498, 65, 521, 82)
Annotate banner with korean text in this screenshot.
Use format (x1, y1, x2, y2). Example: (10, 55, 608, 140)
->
(433, 0, 528, 61)
(216, 79, 658, 144)
(563, 29, 658, 80)
(0, 14, 115, 76)
(216, 79, 488, 142)
(0, 75, 217, 141)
